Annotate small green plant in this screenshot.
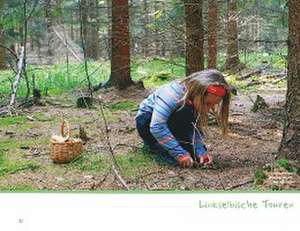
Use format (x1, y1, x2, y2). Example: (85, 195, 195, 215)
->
(254, 168, 267, 185)
(107, 100, 138, 111)
(262, 163, 273, 172)
(276, 159, 296, 173)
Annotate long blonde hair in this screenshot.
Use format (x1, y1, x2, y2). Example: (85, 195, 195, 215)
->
(180, 69, 231, 136)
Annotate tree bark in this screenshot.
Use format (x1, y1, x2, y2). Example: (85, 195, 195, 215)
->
(81, 0, 100, 60)
(225, 0, 240, 72)
(110, 0, 133, 89)
(207, 0, 218, 69)
(44, 0, 55, 57)
(0, 0, 5, 69)
(142, 0, 150, 57)
(278, 0, 300, 161)
(154, 1, 160, 57)
(0, 28, 5, 70)
(106, 0, 112, 59)
(184, 0, 204, 76)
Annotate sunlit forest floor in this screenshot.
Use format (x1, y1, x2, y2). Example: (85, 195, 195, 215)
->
(0, 55, 299, 191)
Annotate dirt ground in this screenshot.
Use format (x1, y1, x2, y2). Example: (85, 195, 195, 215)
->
(0, 84, 299, 191)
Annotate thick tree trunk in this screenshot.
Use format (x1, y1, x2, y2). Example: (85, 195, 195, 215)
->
(207, 0, 218, 69)
(110, 0, 133, 89)
(184, 0, 204, 76)
(225, 0, 240, 72)
(278, 0, 300, 161)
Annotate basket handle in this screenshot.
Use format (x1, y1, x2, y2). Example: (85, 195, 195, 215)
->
(60, 120, 71, 141)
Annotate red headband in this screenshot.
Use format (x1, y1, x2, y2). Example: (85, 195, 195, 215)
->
(207, 85, 226, 97)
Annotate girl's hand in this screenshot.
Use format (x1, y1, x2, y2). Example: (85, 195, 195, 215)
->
(198, 154, 213, 165)
(177, 155, 194, 168)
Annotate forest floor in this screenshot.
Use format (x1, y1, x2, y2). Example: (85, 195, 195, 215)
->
(1, 75, 299, 192)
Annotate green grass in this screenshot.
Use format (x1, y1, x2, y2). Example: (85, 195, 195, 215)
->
(69, 153, 111, 173)
(0, 150, 40, 177)
(0, 61, 110, 100)
(276, 159, 298, 173)
(0, 115, 28, 126)
(0, 136, 49, 150)
(117, 151, 158, 178)
(107, 100, 138, 112)
(0, 52, 287, 101)
(69, 150, 158, 178)
(0, 184, 35, 191)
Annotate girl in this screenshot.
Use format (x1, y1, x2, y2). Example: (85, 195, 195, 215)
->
(135, 69, 231, 168)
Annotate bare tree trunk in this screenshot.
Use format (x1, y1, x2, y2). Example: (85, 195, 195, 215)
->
(0, 30, 5, 70)
(90, 0, 100, 59)
(10, 47, 25, 106)
(81, 0, 100, 60)
(184, 0, 204, 76)
(0, 0, 5, 69)
(154, 1, 160, 57)
(44, 0, 54, 58)
(110, 0, 133, 89)
(142, 0, 150, 57)
(70, 12, 75, 41)
(278, 0, 300, 161)
(207, 0, 218, 69)
(225, 0, 240, 72)
(106, 0, 112, 59)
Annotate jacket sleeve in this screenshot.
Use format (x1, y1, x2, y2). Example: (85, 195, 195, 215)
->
(149, 88, 189, 159)
(191, 131, 208, 157)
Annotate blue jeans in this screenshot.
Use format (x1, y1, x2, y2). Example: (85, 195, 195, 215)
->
(136, 105, 198, 165)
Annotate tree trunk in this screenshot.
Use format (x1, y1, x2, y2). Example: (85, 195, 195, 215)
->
(110, 0, 133, 89)
(142, 0, 150, 57)
(225, 0, 240, 72)
(207, 0, 218, 69)
(0, 0, 5, 69)
(184, 0, 204, 76)
(0, 28, 5, 70)
(278, 0, 300, 161)
(154, 1, 160, 57)
(44, 0, 54, 58)
(81, 0, 100, 60)
(106, 0, 112, 59)
(90, 0, 100, 59)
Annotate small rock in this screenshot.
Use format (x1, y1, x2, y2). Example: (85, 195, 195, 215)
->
(26, 116, 35, 121)
(167, 170, 177, 177)
(83, 175, 94, 180)
(180, 185, 186, 190)
(55, 177, 65, 182)
(5, 131, 15, 135)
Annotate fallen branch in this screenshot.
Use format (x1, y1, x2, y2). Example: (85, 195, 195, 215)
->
(52, 25, 83, 63)
(97, 96, 130, 190)
(237, 69, 262, 80)
(225, 179, 254, 190)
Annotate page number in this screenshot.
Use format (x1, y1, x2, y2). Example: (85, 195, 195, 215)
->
(18, 218, 24, 224)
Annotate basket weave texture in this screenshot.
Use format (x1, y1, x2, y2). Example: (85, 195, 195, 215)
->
(50, 120, 83, 164)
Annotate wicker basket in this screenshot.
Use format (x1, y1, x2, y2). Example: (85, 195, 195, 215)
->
(50, 120, 83, 164)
